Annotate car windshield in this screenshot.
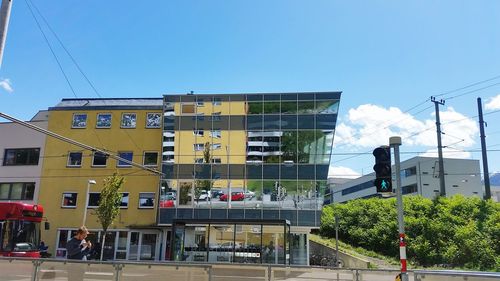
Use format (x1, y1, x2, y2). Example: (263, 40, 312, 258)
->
(0, 220, 40, 252)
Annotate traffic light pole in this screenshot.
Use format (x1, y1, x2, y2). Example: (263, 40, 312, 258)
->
(390, 136, 408, 281)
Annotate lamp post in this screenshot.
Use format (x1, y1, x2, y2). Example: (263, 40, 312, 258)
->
(82, 179, 96, 226)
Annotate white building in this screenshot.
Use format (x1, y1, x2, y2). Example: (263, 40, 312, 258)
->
(328, 157, 483, 203)
(0, 111, 48, 204)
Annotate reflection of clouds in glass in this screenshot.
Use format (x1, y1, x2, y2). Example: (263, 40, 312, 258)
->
(72, 114, 87, 128)
(121, 113, 137, 128)
(147, 113, 161, 128)
(96, 114, 112, 128)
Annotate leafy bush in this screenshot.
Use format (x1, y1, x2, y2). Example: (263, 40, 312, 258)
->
(320, 195, 500, 271)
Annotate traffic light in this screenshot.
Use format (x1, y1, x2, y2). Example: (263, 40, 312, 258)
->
(373, 146, 392, 193)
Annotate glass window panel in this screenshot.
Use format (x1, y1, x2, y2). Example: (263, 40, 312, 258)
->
(88, 193, 100, 207)
(296, 101, 315, 114)
(139, 193, 155, 208)
(281, 93, 297, 101)
(57, 230, 69, 249)
(121, 113, 137, 128)
(67, 152, 83, 166)
(146, 113, 161, 128)
(315, 100, 339, 114)
(281, 115, 297, 129)
(117, 152, 133, 167)
(96, 113, 112, 128)
(10, 183, 23, 199)
(234, 225, 262, 264)
(296, 180, 317, 209)
(92, 152, 107, 166)
(315, 114, 337, 130)
(248, 102, 263, 114)
(246, 164, 262, 179)
(24, 183, 35, 200)
(264, 94, 281, 101)
(247, 115, 263, 130)
(264, 102, 280, 114)
(247, 94, 263, 101)
(263, 165, 279, 179)
(298, 93, 314, 100)
(297, 115, 315, 129)
(281, 101, 297, 114)
(72, 113, 87, 128)
(281, 131, 297, 163)
(262, 225, 285, 264)
(144, 152, 158, 166)
(263, 115, 280, 130)
(62, 192, 78, 207)
(208, 224, 234, 263)
(298, 165, 315, 179)
(280, 164, 297, 179)
(297, 131, 316, 163)
(120, 193, 129, 207)
(0, 183, 10, 199)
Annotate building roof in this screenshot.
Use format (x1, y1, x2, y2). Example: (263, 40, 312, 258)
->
(49, 98, 163, 111)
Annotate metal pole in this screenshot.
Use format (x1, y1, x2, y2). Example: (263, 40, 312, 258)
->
(431, 97, 446, 197)
(477, 98, 491, 199)
(334, 213, 339, 266)
(390, 136, 408, 281)
(82, 180, 95, 226)
(0, 0, 12, 68)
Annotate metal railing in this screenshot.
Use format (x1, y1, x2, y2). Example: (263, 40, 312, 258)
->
(0, 257, 498, 281)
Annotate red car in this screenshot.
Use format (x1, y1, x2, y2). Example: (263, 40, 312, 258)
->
(220, 192, 245, 201)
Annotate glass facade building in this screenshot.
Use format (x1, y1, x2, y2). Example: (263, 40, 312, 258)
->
(159, 92, 341, 264)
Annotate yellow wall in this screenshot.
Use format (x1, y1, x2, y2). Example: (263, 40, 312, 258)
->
(39, 109, 162, 252)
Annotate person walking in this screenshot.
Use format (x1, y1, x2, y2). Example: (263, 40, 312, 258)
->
(66, 226, 92, 281)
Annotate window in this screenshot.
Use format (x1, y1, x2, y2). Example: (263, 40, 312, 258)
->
(146, 113, 161, 128)
(212, 97, 222, 105)
(121, 113, 137, 128)
(211, 112, 222, 121)
(0, 182, 35, 200)
(61, 192, 78, 208)
(212, 158, 221, 164)
(193, 130, 204, 137)
(143, 152, 158, 166)
(402, 184, 418, 194)
(72, 113, 87, 128)
(3, 148, 40, 166)
(181, 104, 196, 114)
(120, 192, 129, 208)
(195, 158, 204, 164)
(194, 143, 204, 151)
(96, 113, 112, 128)
(211, 143, 222, 150)
(403, 166, 417, 177)
(88, 193, 100, 208)
(210, 130, 221, 138)
(139, 193, 155, 208)
(67, 152, 83, 167)
(117, 152, 133, 167)
(92, 152, 108, 166)
(196, 99, 204, 106)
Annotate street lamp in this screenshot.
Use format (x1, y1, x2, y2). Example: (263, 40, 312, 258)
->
(82, 179, 96, 226)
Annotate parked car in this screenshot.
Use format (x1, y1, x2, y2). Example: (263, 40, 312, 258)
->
(220, 192, 245, 201)
(244, 190, 255, 198)
(210, 189, 224, 199)
(166, 191, 176, 200)
(159, 194, 175, 208)
(197, 190, 211, 201)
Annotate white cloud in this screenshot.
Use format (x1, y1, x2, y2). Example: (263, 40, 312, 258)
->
(334, 104, 478, 153)
(0, 78, 13, 93)
(328, 166, 361, 179)
(485, 94, 500, 110)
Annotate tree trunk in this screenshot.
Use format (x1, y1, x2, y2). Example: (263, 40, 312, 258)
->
(100, 231, 107, 261)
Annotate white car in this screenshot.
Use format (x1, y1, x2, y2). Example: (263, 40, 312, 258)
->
(244, 190, 255, 198)
(197, 190, 211, 201)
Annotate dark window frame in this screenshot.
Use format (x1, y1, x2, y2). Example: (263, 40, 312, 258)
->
(0, 182, 35, 200)
(61, 192, 78, 208)
(3, 148, 40, 166)
(67, 151, 83, 167)
(143, 151, 159, 167)
(92, 152, 108, 167)
(138, 192, 155, 209)
(117, 151, 133, 167)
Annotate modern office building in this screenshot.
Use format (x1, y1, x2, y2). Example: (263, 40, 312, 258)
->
(38, 98, 164, 260)
(0, 111, 48, 204)
(327, 157, 482, 204)
(159, 92, 341, 265)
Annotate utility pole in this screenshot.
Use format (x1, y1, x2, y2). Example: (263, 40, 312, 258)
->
(431, 96, 446, 197)
(0, 0, 13, 68)
(477, 98, 491, 200)
(390, 136, 408, 281)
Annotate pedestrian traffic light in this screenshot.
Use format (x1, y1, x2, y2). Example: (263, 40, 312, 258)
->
(373, 146, 392, 193)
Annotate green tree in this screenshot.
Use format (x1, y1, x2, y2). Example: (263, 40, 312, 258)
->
(95, 173, 124, 260)
(195, 142, 212, 200)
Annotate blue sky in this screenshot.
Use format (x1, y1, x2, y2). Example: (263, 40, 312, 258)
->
(1, 1, 500, 182)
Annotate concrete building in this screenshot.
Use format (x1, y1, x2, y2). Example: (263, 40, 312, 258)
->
(0, 111, 48, 204)
(38, 99, 164, 260)
(159, 92, 341, 265)
(328, 157, 482, 203)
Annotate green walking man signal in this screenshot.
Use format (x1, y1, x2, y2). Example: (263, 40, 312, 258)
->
(373, 146, 392, 193)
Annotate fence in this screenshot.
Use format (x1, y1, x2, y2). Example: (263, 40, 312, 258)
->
(0, 257, 498, 281)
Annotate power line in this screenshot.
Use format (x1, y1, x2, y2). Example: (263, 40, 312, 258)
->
(24, 0, 77, 98)
(434, 74, 500, 98)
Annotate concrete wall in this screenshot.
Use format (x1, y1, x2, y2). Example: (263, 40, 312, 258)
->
(0, 120, 48, 204)
(309, 240, 371, 269)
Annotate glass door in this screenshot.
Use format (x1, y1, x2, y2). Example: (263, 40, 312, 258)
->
(139, 233, 158, 261)
(128, 232, 140, 261)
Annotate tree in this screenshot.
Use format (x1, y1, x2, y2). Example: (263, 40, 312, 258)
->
(95, 173, 124, 260)
(195, 142, 212, 200)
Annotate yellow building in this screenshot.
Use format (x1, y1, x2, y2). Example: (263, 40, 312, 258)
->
(39, 98, 163, 260)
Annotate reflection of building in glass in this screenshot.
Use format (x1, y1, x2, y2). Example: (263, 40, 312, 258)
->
(159, 92, 341, 265)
